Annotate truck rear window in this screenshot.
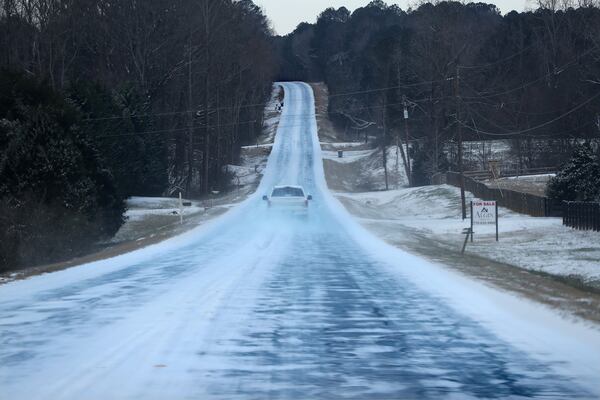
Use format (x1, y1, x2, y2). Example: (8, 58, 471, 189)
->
(271, 187, 304, 197)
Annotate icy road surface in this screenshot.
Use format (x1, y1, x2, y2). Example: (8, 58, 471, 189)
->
(1, 82, 600, 399)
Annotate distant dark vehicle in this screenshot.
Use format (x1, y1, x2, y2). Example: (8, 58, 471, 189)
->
(262, 185, 312, 215)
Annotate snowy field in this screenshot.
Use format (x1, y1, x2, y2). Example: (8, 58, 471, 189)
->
(322, 144, 599, 288)
(336, 184, 600, 288)
(257, 84, 284, 145)
(110, 196, 205, 244)
(458, 139, 513, 168)
(483, 173, 555, 196)
(323, 144, 409, 192)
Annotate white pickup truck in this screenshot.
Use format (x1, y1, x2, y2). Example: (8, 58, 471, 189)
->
(262, 185, 313, 215)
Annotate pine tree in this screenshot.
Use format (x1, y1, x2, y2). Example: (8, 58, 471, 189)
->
(0, 70, 125, 270)
(547, 145, 600, 202)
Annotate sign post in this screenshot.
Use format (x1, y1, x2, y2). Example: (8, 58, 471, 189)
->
(470, 201, 474, 242)
(495, 202, 499, 242)
(471, 200, 499, 241)
(179, 191, 183, 225)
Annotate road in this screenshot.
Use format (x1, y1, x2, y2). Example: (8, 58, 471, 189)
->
(1, 82, 599, 399)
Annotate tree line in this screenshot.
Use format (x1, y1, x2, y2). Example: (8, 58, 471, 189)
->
(0, 0, 276, 270)
(3, 0, 599, 269)
(276, 0, 600, 186)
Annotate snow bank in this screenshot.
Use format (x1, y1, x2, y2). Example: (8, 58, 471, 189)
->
(321, 149, 373, 164)
(125, 197, 203, 221)
(258, 84, 284, 145)
(504, 173, 556, 180)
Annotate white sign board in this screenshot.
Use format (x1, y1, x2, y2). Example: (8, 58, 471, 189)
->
(472, 201, 497, 225)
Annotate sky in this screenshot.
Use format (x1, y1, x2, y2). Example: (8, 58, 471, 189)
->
(255, 0, 530, 36)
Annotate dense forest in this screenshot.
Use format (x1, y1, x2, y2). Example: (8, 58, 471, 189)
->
(0, 0, 276, 269)
(2, 0, 600, 270)
(276, 0, 600, 185)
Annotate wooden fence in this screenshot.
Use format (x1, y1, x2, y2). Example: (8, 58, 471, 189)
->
(445, 172, 562, 217)
(462, 166, 556, 181)
(500, 166, 556, 178)
(431, 172, 446, 185)
(563, 202, 600, 231)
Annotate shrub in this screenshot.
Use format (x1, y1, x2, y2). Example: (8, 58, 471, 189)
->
(0, 70, 125, 271)
(546, 145, 600, 202)
(410, 139, 450, 187)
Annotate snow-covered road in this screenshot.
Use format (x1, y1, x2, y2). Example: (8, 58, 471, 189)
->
(1, 82, 599, 399)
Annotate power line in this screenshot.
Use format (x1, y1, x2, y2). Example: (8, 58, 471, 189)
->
(346, 46, 597, 103)
(82, 45, 600, 131)
(463, 104, 590, 139)
(96, 120, 257, 139)
(458, 44, 534, 70)
(81, 85, 423, 123)
(92, 98, 443, 140)
(327, 78, 454, 99)
(469, 119, 596, 139)
(459, 91, 600, 137)
(461, 46, 599, 100)
(461, 72, 551, 100)
(94, 86, 599, 141)
(82, 102, 266, 123)
(81, 81, 454, 123)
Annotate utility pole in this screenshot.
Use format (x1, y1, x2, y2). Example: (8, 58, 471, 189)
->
(393, 102, 411, 188)
(382, 97, 389, 191)
(403, 95, 412, 186)
(186, 29, 194, 197)
(216, 88, 221, 166)
(202, 0, 211, 195)
(455, 64, 467, 220)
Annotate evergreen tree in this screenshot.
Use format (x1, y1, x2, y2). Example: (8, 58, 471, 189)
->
(0, 69, 125, 270)
(68, 82, 168, 197)
(547, 145, 600, 202)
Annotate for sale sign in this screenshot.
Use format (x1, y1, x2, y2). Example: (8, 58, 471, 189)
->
(472, 201, 497, 225)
